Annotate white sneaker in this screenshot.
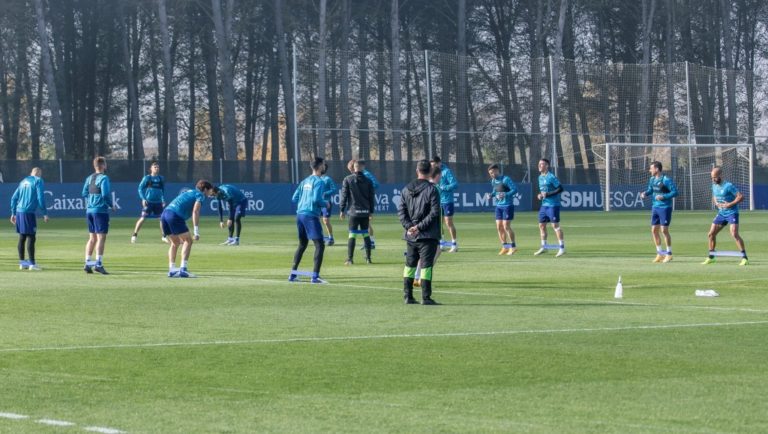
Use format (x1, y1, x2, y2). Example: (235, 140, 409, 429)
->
(555, 249, 566, 257)
(131, 235, 137, 244)
(28, 264, 42, 271)
(161, 237, 168, 243)
(220, 239, 233, 245)
(19, 264, 28, 270)
(448, 245, 458, 253)
(533, 248, 546, 256)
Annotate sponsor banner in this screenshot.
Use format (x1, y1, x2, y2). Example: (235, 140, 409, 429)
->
(754, 184, 768, 210)
(561, 184, 651, 210)
(0, 183, 294, 217)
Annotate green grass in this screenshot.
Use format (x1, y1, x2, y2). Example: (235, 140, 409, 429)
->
(1, 211, 766, 433)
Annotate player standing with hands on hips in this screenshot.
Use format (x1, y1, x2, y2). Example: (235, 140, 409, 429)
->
(131, 161, 166, 244)
(83, 157, 113, 274)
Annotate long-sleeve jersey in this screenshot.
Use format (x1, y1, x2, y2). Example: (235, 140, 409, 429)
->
(216, 184, 246, 220)
(490, 175, 518, 207)
(292, 175, 327, 217)
(437, 165, 458, 205)
(166, 189, 206, 220)
(11, 175, 47, 216)
(363, 170, 379, 189)
(320, 175, 339, 202)
(82, 172, 113, 214)
(138, 175, 165, 204)
(643, 175, 678, 208)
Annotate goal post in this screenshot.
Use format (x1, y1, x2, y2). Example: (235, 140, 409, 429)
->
(594, 143, 753, 212)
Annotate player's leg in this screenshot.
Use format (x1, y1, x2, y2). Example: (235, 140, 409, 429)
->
(534, 207, 548, 255)
(703, 222, 725, 264)
(167, 234, 181, 276)
(660, 224, 673, 262)
(132, 215, 146, 243)
(346, 218, 358, 264)
(403, 241, 419, 304)
(233, 201, 245, 245)
(26, 234, 37, 266)
(418, 239, 440, 305)
(18, 234, 27, 263)
(291, 217, 309, 275)
(360, 217, 372, 263)
(443, 203, 457, 252)
(94, 233, 109, 274)
(368, 217, 375, 248)
(307, 216, 326, 282)
(651, 225, 663, 262)
(729, 220, 748, 265)
(322, 203, 334, 245)
(84, 213, 98, 273)
(552, 223, 565, 257)
(504, 219, 517, 255)
(179, 232, 194, 275)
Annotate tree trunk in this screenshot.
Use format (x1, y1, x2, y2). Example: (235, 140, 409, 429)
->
(665, 0, 678, 144)
(122, 9, 143, 161)
(358, 31, 370, 160)
(720, 0, 737, 143)
(455, 0, 469, 176)
(316, 0, 329, 158)
(158, 0, 180, 160)
(33, 0, 66, 158)
(339, 0, 352, 161)
(211, 0, 237, 160)
(187, 11, 197, 181)
(200, 18, 224, 161)
(390, 0, 403, 175)
(273, 0, 296, 165)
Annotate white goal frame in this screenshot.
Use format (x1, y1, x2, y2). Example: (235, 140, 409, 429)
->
(602, 142, 753, 212)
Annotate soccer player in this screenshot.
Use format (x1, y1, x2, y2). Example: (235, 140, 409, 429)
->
(213, 183, 248, 246)
(487, 163, 518, 255)
(702, 167, 748, 266)
(290, 157, 328, 284)
(131, 161, 165, 244)
(319, 162, 339, 246)
(430, 156, 459, 252)
(161, 180, 216, 277)
(639, 161, 678, 262)
(339, 159, 375, 265)
(398, 159, 441, 305)
(83, 156, 113, 274)
(348, 159, 380, 249)
(534, 158, 565, 257)
(10, 168, 49, 270)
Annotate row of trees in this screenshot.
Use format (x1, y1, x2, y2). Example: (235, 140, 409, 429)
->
(0, 0, 766, 177)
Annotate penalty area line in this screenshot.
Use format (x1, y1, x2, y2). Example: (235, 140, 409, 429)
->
(0, 320, 766, 353)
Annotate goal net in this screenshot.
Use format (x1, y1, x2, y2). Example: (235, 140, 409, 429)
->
(593, 143, 753, 211)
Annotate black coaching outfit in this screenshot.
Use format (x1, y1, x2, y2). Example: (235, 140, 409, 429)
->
(339, 171, 375, 262)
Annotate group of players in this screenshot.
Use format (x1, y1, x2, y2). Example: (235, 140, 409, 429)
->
(9, 154, 749, 293)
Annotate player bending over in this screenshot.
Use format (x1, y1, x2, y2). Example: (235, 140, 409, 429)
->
(214, 183, 248, 246)
(161, 180, 216, 277)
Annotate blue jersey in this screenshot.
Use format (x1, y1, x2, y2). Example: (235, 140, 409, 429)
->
(712, 182, 740, 217)
(11, 175, 47, 216)
(363, 170, 379, 189)
(292, 175, 326, 217)
(538, 172, 562, 207)
(644, 175, 678, 208)
(437, 165, 458, 205)
(138, 175, 165, 204)
(216, 184, 246, 204)
(82, 173, 113, 214)
(166, 189, 206, 220)
(490, 175, 517, 207)
(320, 175, 339, 201)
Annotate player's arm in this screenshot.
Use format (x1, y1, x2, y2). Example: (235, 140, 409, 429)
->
(505, 178, 517, 196)
(291, 183, 301, 203)
(397, 191, 413, 229)
(37, 179, 49, 221)
(82, 177, 89, 198)
(338, 179, 349, 215)
(192, 200, 202, 239)
(366, 171, 380, 189)
(102, 177, 114, 210)
(10, 188, 20, 223)
(416, 188, 440, 233)
(367, 181, 375, 215)
(138, 176, 148, 202)
(731, 191, 744, 206)
(662, 177, 678, 199)
(314, 181, 327, 209)
(444, 169, 458, 191)
(641, 178, 652, 198)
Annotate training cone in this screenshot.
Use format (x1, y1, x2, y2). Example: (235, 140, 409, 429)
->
(614, 276, 623, 299)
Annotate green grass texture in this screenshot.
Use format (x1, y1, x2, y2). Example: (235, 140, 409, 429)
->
(1, 211, 766, 433)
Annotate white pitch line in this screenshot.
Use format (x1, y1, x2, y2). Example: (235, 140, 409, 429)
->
(84, 426, 126, 434)
(36, 418, 76, 427)
(0, 320, 766, 353)
(0, 412, 28, 420)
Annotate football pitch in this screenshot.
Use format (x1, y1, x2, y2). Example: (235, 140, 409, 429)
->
(1, 211, 766, 433)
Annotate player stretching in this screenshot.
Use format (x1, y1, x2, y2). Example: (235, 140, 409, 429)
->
(131, 161, 165, 244)
(319, 162, 339, 246)
(339, 159, 375, 265)
(290, 157, 328, 284)
(10, 168, 49, 270)
(161, 180, 216, 277)
(398, 159, 441, 305)
(83, 156, 113, 274)
(214, 183, 248, 246)
(488, 163, 518, 255)
(534, 158, 565, 257)
(639, 161, 678, 262)
(349, 159, 380, 249)
(702, 167, 748, 266)
(430, 156, 459, 252)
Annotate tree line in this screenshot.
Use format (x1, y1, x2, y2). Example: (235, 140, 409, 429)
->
(0, 0, 765, 174)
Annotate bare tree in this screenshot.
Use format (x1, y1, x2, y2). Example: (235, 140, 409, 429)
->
(33, 0, 65, 158)
(211, 0, 237, 160)
(158, 0, 179, 160)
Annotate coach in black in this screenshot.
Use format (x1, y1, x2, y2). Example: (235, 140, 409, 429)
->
(398, 159, 441, 305)
(339, 160, 375, 265)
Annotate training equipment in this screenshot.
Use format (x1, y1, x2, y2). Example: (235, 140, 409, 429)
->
(19, 260, 31, 270)
(289, 270, 327, 284)
(701, 257, 716, 265)
(594, 142, 753, 211)
(695, 289, 719, 297)
(710, 250, 744, 257)
(534, 244, 561, 255)
(614, 276, 623, 299)
(27, 264, 42, 271)
(131, 235, 137, 244)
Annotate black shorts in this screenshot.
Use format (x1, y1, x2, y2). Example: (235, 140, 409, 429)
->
(405, 239, 439, 269)
(348, 215, 370, 233)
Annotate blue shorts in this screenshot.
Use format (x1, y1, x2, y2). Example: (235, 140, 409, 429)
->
(229, 199, 248, 220)
(713, 213, 739, 226)
(87, 212, 110, 234)
(495, 205, 514, 221)
(320, 202, 333, 218)
(161, 209, 189, 236)
(141, 202, 164, 218)
(651, 207, 673, 226)
(538, 206, 561, 223)
(15, 212, 37, 235)
(297, 213, 323, 241)
(441, 202, 455, 217)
